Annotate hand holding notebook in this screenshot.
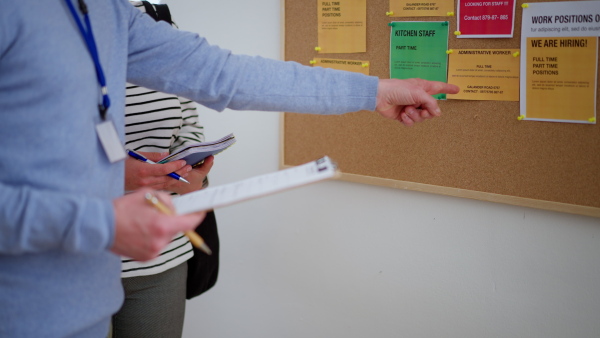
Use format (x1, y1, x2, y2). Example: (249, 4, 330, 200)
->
(157, 133, 236, 167)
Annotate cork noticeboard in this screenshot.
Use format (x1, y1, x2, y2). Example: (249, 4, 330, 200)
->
(281, 0, 600, 218)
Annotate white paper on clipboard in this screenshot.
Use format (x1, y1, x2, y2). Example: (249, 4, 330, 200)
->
(172, 156, 339, 214)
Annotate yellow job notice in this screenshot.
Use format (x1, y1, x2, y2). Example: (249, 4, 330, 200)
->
(388, 0, 454, 17)
(317, 0, 366, 53)
(525, 37, 597, 122)
(447, 49, 520, 101)
(311, 58, 370, 75)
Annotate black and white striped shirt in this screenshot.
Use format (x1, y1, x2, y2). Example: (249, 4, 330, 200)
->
(121, 84, 205, 278)
(121, 1, 206, 278)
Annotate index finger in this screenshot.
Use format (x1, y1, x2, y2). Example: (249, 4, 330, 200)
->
(423, 81, 460, 96)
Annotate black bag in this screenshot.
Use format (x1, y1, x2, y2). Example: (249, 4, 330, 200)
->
(141, 1, 172, 25)
(186, 210, 220, 299)
(138, 1, 220, 299)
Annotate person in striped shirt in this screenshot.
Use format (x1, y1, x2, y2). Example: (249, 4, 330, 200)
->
(111, 2, 215, 337)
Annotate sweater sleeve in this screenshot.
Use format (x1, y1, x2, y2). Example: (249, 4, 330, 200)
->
(123, 3, 378, 115)
(0, 183, 115, 254)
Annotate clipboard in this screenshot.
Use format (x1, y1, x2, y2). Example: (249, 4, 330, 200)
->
(172, 156, 340, 214)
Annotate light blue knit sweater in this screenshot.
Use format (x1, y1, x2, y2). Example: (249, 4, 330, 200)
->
(0, 0, 377, 336)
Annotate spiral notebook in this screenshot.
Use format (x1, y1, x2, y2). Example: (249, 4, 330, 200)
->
(172, 156, 339, 214)
(157, 133, 236, 166)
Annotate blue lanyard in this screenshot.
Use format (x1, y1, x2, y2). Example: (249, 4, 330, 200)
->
(64, 0, 111, 120)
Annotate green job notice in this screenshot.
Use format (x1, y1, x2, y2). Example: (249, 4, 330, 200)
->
(390, 21, 449, 99)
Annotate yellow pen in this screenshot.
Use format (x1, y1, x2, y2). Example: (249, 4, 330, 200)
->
(144, 192, 212, 255)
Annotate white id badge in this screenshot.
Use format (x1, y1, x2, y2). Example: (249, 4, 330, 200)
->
(96, 120, 126, 163)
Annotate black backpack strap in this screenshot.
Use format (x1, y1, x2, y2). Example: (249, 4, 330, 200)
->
(154, 4, 173, 25)
(140, 1, 159, 21)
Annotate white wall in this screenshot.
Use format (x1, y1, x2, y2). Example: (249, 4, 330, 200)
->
(163, 1, 600, 337)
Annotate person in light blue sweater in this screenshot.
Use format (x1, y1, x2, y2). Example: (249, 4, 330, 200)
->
(0, 0, 459, 336)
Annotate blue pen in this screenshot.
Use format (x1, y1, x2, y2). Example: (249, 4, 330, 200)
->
(126, 149, 190, 184)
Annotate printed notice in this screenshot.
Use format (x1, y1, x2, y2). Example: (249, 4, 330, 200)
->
(457, 0, 516, 38)
(389, 21, 449, 99)
(525, 37, 597, 121)
(317, 0, 366, 53)
(388, 0, 454, 17)
(447, 49, 520, 101)
(520, 1, 600, 123)
(311, 58, 370, 75)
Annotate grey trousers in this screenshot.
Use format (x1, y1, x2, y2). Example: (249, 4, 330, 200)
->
(111, 261, 188, 338)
